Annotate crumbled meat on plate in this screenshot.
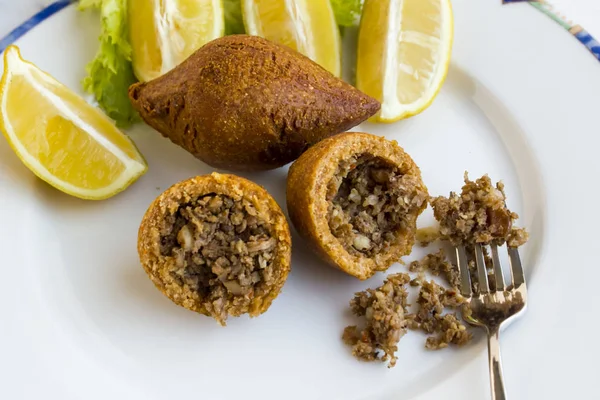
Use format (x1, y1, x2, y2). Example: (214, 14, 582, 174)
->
(411, 280, 472, 350)
(342, 173, 530, 360)
(343, 273, 411, 367)
(409, 249, 460, 289)
(430, 173, 528, 247)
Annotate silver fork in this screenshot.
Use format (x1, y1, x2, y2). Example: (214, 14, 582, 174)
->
(455, 244, 527, 400)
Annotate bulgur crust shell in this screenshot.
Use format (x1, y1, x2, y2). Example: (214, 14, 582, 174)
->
(138, 172, 292, 320)
(286, 133, 428, 280)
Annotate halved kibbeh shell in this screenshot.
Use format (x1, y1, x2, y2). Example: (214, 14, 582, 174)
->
(138, 173, 292, 325)
(287, 133, 428, 280)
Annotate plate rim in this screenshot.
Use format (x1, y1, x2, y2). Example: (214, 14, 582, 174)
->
(1, 1, 599, 400)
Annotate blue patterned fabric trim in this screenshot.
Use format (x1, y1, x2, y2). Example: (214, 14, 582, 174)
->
(504, 0, 600, 64)
(0, 1, 73, 54)
(572, 28, 600, 61)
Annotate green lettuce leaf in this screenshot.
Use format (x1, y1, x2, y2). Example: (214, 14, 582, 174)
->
(330, 0, 364, 27)
(80, 0, 139, 127)
(224, 0, 245, 35)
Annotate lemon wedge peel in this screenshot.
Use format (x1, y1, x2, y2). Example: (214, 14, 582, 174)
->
(242, 0, 341, 77)
(359, 0, 454, 123)
(0, 46, 147, 200)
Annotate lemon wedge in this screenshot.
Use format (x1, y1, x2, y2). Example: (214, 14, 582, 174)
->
(357, 0, 453, 122)
(0, 46, 147, 200)
(242, 0, 341, 77)
(129, 0, 225, 82)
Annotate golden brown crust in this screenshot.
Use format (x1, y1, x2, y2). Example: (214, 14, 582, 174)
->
(128, 35, 380, 171)
(138, 173, 292, 321)
(286, 132, 428, 280)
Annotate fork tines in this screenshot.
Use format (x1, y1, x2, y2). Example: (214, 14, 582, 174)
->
(455, 243, 526, 297)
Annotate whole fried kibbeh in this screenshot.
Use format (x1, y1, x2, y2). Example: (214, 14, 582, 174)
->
(138, 173, 292, 326)
(287, 133, 429, 280)
(129, 35, 380, 171)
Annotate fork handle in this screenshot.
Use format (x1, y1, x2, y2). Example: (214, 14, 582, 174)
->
(488, 328, 507, 400)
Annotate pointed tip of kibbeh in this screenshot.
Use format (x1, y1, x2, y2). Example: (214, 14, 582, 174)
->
(129, 35, 380, 171)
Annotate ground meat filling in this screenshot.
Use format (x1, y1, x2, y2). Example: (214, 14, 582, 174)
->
(328, 155, 427, 257)
(343, 273, 411, 368)
(159, 194, 277, 325)
(431, 173, 528, 247)
(409, 249, 461, 289)
(411, 281, 472, 350)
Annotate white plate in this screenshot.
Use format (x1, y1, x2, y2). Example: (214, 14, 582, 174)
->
(1, 2, 599, 399)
